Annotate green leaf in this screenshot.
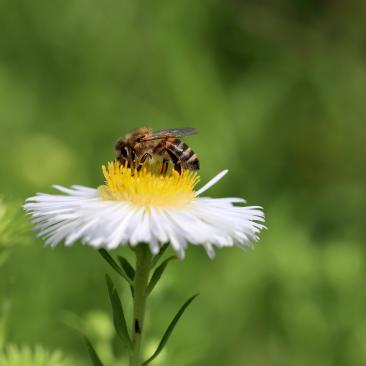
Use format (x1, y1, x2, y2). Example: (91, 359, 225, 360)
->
(117, 256, 135, 297)
(117, 255, 135, 280)
(142, 293, 199, 365)
(98, 249, 132, 285)
(146, 256, 177, 295)
(84, 337, 104, 366)
(150, 245, 169, 269)
(105, 274, 132, 349)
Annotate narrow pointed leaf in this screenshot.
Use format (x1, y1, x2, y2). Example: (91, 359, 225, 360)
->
(146, 256, 177, 295)
(105, 275, 132, 349)
(150, 245, 169, 268)
(99, 249, 132, 285)
(117, 256, 135, 297)
(117, 256, 135, 280)
(84, 337, 104, 366)
(142, 293, 199, 365)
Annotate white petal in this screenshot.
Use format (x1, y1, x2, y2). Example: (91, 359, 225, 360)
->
(195, 170, 228, 196)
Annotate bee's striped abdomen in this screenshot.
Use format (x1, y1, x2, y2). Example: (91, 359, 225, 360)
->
(168, 138, 200, 171)
(152, 137, 200, 172)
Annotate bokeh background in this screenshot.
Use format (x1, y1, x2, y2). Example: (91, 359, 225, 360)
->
(0, 0, 365, 365)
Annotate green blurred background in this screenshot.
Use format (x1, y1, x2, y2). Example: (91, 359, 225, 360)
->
(0, 0, 365, 365)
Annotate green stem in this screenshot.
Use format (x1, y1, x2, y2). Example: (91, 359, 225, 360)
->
(129, 244, 152, 366)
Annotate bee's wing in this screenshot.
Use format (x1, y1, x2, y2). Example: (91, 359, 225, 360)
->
(141, 128, 198, 141)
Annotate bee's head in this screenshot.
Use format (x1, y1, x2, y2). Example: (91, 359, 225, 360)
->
(115, 139, 130, 165)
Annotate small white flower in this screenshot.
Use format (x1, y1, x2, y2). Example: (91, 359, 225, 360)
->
(24, 161, 265, 258)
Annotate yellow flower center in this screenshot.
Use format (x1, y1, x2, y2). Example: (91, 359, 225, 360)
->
(98, 161, 199, 208)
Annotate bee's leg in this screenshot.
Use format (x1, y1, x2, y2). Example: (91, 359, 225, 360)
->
(152, 142, 170, 174)
(160, 159, 169, 175)
(127, 147, 133, 168)
(154, 142, 182, 174)
(153, 141, 166, 154)
(166, 149, 182, 175)
(126, 146, 138, 176)
(136, 153, 152, 172)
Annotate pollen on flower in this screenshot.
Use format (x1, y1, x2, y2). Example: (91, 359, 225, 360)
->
(98, 161, 200, 208)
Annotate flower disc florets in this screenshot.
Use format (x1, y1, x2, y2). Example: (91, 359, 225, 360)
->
(98, 161, 200, 208)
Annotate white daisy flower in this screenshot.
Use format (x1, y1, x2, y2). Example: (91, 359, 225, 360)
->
(24, 161, 265, 258)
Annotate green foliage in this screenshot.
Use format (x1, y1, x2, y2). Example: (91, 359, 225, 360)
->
(105, 275, 131, 350)
(84, 338, 104, 366)
(99, 249, 133, 286)
(142, 294, 199, 365)
(0, 302, 10, 350)
(63, 310, 125, 366)
(150, 246, 169, 269)
(0, 198, 29, 252)
(0, 345, 76, 366)
(146, 256, 177, 295)
(117, 256, 135, 281)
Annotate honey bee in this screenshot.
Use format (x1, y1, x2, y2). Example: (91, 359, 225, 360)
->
(115, 127, 200, 174)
